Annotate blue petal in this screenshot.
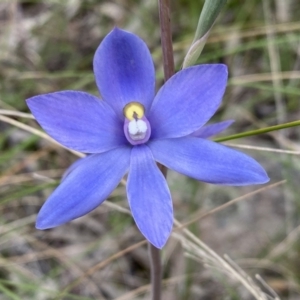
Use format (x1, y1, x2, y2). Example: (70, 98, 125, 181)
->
(94, 28, 155, 119)
(191, 120, 234, 138)
(148, 65, 228, 139)
(27, 91, 127, 153)
(127, 145, 173, 248)
(149, 137, 269, 186)
(61, 157, 86, 181)
(36, 147, 131, 229)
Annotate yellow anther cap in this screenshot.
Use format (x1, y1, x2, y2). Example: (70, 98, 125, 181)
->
(123, 102, 145, 120)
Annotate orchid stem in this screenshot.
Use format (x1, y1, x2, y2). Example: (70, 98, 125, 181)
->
(147, 1, 174, 300)
(158, 0, 175, 81)
(148, 243, 162, 300)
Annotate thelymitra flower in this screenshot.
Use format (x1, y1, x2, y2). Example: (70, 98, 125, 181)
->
(26, 28, 269, 248)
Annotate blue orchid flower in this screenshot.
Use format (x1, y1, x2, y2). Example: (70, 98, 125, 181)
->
(26, 28, 269, 249)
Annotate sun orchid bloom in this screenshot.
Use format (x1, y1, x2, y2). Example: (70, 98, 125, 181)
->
(26, 28, 269, 249)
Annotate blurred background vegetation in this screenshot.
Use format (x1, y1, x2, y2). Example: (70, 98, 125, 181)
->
(0, 0, 300, 299)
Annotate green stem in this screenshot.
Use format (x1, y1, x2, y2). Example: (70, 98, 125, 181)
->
(215, 120, 300, 142)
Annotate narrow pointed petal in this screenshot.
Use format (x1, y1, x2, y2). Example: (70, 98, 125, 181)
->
(127, 145, 173, 248)
(149, 138, 269, 186)
(94, 28, 155, 118)
(36, 147, 131, 229)
(148, 65, 228, 139)
(27, 91, 127, 153)
(191, 120, 234, 138)
(61, 157, 86, 181)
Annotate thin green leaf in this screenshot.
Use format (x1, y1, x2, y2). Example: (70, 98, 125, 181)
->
(183, 0, 227, 68)
(0, 283, 21, 300)
(215, 120, 300, 142)
(194, 0, 227, 42)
